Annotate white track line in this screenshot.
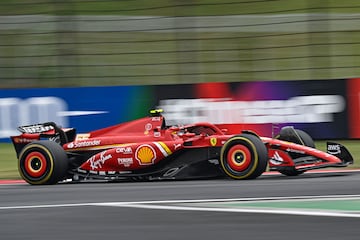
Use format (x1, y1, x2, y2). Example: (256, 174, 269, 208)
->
(99, 203, 360, 218)
(1, 168, 360, 185)
(1, 195, 360, 218)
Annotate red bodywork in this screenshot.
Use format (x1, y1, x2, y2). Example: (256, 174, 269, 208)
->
(11, 111, 353, 183)
(62, 116, 231, 173)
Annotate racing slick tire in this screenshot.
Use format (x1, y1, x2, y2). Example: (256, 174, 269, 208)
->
(277, 127, 315, 148)
(18, 141, 69, 185)
(220, 133, 268, 180)
(276, 128, 315, 176)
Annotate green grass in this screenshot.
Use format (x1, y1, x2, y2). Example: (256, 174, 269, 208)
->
(0, 140, 359, 180)
(0, 143, 20, 180)
(1, 0, 360, 15)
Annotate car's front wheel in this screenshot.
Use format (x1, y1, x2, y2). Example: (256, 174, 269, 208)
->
(220, 134, 268, 180)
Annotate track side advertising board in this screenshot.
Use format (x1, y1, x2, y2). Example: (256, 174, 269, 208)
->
(0, 79, 350, 141)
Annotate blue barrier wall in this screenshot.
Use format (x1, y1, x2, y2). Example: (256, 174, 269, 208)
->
(0, 79, 349, 141)
(0, 86, 155, 141)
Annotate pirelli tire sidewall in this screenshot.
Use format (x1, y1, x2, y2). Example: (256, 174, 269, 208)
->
(220, 134, 268, 180)
(18, 141, 68, 185)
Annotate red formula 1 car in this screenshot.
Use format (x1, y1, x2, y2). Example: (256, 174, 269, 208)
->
(11, 109, 353, 185)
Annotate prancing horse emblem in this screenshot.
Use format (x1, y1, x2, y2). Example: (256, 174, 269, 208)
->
(210, 138, 217, 146)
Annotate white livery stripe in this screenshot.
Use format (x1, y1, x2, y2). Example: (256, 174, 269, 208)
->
(153, 142, 169, 157)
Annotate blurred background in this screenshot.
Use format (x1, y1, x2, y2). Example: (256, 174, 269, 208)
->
(2, 0, 360, 178)
(1, 0, 360, 88)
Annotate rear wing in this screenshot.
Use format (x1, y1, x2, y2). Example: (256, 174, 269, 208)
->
(17, 122, 56, 134)
(16, 122, 73, 144)
(12, 122, 76, 156)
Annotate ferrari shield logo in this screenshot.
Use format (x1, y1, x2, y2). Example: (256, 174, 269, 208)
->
(210, 138, 217, 146)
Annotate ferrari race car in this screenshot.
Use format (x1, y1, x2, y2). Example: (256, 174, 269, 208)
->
(11, 109, 353, 185)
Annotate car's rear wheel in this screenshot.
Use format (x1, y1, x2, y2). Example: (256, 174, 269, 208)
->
(18, 141, 69, 185)
(276, 127, 315, 176)
(220, 134, 268, 179)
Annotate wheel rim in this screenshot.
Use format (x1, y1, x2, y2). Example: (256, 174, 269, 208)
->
(226, 145, 252, 172)
(24, 151, 47, 178)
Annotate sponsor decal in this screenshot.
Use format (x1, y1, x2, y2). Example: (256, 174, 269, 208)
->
(145, 123, 152, 131)
(210, 138, 217, 146)
(117, 158, 134, 167)
(135, 144, 156, 165)
(67, 140, 101, 149)
(151, 117, 161, 121)
(19, 124, 54, 134)
(45, 135, 60, 143)
(116, 146, 133, 154)
(67, 142, 74, 148)
(159, 95, 345, 125)
(12, 137, 36, 144)
(286, 148, 305, 154)
(144, 123, 152, 135)
(174, 143, 182, 150)
(327, 144, 341, 155)
(75, 134, 90, 141)
(208, 159, 219, 165)
(89, 150, 112, 170)
(270, 151, 284, 165)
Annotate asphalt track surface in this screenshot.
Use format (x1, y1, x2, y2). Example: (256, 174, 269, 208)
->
(1, 170, 360, 240)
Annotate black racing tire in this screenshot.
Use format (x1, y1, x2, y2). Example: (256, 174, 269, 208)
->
(276, 128, 315, 176)
(277, 127, 315, 148)
(220, 133, 268, 180)
(18, 141, 69, 185)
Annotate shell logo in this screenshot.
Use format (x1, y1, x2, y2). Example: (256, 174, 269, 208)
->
(135, 144, 156, 165)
